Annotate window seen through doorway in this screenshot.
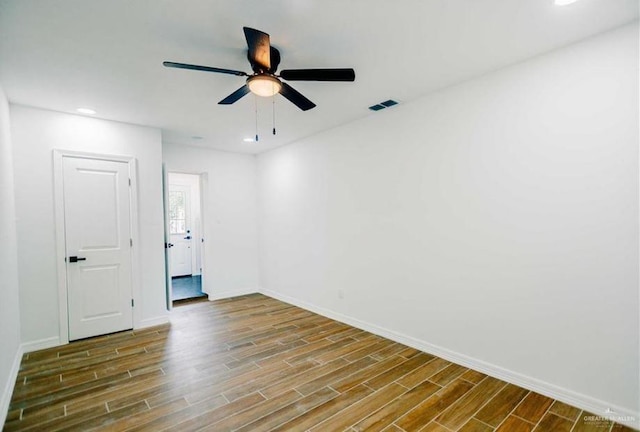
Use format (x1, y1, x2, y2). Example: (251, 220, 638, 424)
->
(169, 190, 187, 234)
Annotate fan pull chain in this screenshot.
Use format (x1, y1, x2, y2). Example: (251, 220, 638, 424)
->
(272, 93, 276, 135)
(254, 94, 259, 142)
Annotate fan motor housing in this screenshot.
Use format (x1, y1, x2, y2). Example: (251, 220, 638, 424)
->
(248, 46, 281, 74)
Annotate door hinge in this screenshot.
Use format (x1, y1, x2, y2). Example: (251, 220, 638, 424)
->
(128, 178, 131, 186)
(131, 299, 134, 307)
(130, 238, 133, 247)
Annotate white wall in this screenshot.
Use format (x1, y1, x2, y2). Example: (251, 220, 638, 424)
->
(11, 106, 167, 347)
(0, 85, 22, 425)
(163, 143, 259, 299)
(258, 24, 639, 418)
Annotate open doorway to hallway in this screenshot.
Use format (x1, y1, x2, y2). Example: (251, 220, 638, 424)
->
(165, 172, 207, 305)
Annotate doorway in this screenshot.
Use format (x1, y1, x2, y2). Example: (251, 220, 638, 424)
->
(54, 151, 139, 343)
(165, 172, 206, 305)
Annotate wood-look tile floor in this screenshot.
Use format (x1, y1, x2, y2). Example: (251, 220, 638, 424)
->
(3, 294, 634, 431)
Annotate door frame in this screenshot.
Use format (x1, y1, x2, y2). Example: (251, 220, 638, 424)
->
(163, 164, 171, 309)
(164, 170, 208, 309)
(53, 149, 141, 345)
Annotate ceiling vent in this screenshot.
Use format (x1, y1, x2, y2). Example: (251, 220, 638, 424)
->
(368, 99, 399, 111)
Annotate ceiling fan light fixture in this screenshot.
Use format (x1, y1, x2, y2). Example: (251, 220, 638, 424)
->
(247, 75, 282, 97)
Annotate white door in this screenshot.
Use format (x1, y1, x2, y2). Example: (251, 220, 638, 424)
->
(169, 184, 192, 276)
(63, 156, 134, 341)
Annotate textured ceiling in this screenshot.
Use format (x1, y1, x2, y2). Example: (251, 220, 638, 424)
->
(0, 0, 637, 154)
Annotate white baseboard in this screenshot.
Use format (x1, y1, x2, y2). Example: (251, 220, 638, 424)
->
(137, 315, 170, 329)
(260, 288, 640, 431)
(208, 287, 259, 301)
(0, 345, 23, 427)
(21, 336, 60, 353)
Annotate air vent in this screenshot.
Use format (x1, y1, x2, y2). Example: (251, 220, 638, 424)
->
(368, 99, 399, 111)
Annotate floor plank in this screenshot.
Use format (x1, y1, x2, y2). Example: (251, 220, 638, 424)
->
(533, 412, 574, 432)
(3, 293, 632, 431)
(474, 383, 529, 427)
(395, 379, 475, 431)
(496, 415, 535, 432)
(548, 400, 581, 422)
(234, 387, 339, 432)
(512, 392, 554, 423)
(435, 376, 507, 430)
(352, 380, 441, 431)
(308, 382, 407, 431)
(459, 418, 494, 432)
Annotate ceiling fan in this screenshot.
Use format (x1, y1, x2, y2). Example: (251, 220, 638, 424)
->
(163, 27, 355, 111)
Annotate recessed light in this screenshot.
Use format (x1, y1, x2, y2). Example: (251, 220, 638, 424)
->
(243, 137, 255, 143)
(76, 108, 96, 115)
(555, 0, 578, 5)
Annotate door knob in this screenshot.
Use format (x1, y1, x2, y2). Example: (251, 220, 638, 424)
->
(68, 256, 86, 263)
(184, 235, 192, 240)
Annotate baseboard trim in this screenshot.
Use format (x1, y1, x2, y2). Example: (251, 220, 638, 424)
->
(137, 315, 170, 329)
(0, 345, 23, 427)
(260, 288, 639, 430)
(21, 336, 61, 353)
(208, 287, 259, 301)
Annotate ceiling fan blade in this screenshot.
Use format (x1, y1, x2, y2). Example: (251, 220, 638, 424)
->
(279, 82, 316, 111)
(243, 27, 271, 72)
(218, 85, 250, 105)
(163, 61, 247, 76)
(279, 68, 355, 81)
